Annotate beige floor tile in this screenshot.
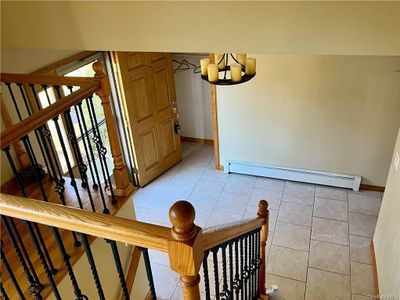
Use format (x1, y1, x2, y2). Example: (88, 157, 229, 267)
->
(255, 177, 285, 192)
(171, 285, 212, 300)
(348, 189, 382, 199)
(150, 263, 180, 299)
(206, 209, 243, 227)
(249, 187, 282, 210)
(278, 202, 313, 227)
(273, 222, 311, 251)
(305, 268, 350, 300)
(348, 194, 382, 216)
(215, 192, 249, 215)
(349, 213, 377, 238)
(223, 174, 256, 196)
(267, 246, 309, 281)
(311, 217, 349, 246)
(190, 179, 225, 202)
(309, 240, 350, 275)
(314, 197, 348, 222)
(315, 185, 347, 201)
(350, 235, 372, 265)
(243, 206, 278, 229)
(266, 274, 305, 300)
(282, 182, 315, 205)
(351, 262, 375, 296)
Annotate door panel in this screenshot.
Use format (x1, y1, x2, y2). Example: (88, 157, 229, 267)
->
(115, 52, 182, 186)
(129, 74, 153, 122)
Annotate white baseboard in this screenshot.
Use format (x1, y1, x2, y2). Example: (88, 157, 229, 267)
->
(224, 160, 361, 191)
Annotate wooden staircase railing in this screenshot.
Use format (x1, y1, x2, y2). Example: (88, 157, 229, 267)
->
(1, 192, 269, 299)
(1, 63, 134, 197)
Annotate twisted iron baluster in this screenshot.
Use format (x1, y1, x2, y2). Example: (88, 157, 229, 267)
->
(1, 241, 26, 300)
(29, 84, 65, 184)
(106, 240, 130, 299)
(22, 135, 88, 299)
(228, 242, 234, 299)
(140, 248, 157, 300)
(2, 216, 43, 299)
(233, 238, 241, 299)
(3, 146, 58, 275)
(86, 96, 117, 204)
(63, 107, 96, 211)
(240, 237, 244, 300)
(212, 248, 220, 300)
(202, 250, 211, 300)
(220, 244, 231, 300)
(79, 234, 105, 300)
(77, 101, 110, 214)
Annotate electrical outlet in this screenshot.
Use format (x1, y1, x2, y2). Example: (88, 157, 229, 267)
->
(394, 151, 400, 172)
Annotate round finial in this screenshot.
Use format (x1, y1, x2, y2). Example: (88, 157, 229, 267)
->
(92, 61, 105, 76)
(169, 200, 196, 240)
(257, 200, 269, 218)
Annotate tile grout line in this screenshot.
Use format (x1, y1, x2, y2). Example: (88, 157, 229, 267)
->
(304, 184, 316, 300)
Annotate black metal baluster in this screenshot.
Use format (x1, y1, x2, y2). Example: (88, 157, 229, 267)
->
(22, 136, 87, 299)
(8, 216, 42, 289)
(202, 250, 211, 300)
(233, 239, 241, 300)
(1, 241, 26, 300)
(43, 85, 85, 210)
(250, 233, 254, 300)
(106, 240, 130, 299)
(30, 84, 65, 184)
(3, 146, 58, 274)
(140, 248, 157, 300)
(17, 83, 53, 180)
(256, 230, 261, 298)
(220, 244, 230, 300)
(240, 237, 244, 300)
(244, 235, 249, 300)
(63, 107, 96, 211)
(86, 96, 117, 204)
(228, 242, 234, 299)
(212, 248, 220, 300)
(77, 101, 109, 214)
(2, 216, 43, 299)
(23, 221, 61, 300)
(67, 86, 98, 190)
(79, 234, 105, 300)
(0, 282, 10, 300)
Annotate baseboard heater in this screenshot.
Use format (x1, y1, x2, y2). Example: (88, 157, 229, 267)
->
(224, 160, 361, 191)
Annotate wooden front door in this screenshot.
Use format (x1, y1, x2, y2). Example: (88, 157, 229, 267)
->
(114, 52, 182, 186)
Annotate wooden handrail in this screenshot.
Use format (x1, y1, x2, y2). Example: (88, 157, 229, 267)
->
(0, 81, 101, 149)
(202, 218, 265, 250)
(0, 193, 170, 252)
(1, 73, 97, 87)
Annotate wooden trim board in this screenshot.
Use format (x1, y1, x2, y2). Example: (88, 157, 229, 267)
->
(370, 240, 380, 297)
(181, 136, 214, 145)
(209, 53, 221, 170)
(360, 184, 385, 193)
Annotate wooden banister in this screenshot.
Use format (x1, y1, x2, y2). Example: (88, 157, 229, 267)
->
(1, 73, 97, 87)
(202, 218, 265, 250)
(0, 193, 170, 252)
(0, 82, 100, 149)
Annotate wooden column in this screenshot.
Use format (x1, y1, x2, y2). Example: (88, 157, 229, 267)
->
(93, 62, 134, 197)
(257, 200, 269, 296)
(168, 201, 203, 300)
(0, 94, 30, 169)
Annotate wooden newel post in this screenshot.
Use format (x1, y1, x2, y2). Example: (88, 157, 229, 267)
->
(168, 201, 203, 300)
(257, 200, 269, 296)
(93, 62, 134, 197)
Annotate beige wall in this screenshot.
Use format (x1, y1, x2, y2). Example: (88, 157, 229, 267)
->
(217, 55, 400, 186)
(173, 54, 213, 140)
(373, 129, 400, 296)
(2, 2, 400, 56)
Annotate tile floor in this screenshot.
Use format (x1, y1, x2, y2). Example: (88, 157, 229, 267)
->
(132, 142, 382, 300)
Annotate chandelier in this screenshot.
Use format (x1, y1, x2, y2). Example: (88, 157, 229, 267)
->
(200, 53, 256, 85)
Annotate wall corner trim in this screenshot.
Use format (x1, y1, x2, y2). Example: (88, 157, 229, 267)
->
(370, 240, 380, 298)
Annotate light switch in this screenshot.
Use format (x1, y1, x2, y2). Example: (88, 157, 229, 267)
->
(394, 151, 399, 172)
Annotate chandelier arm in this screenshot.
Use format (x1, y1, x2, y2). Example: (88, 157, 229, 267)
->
(230, 53, 245, 68)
